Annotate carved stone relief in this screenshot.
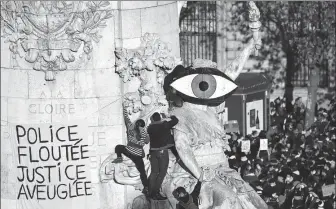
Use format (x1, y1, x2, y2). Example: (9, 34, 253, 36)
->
(1, 1, 113, 81)
(100, 33, 182, 191)
(115, 33, 182, 121)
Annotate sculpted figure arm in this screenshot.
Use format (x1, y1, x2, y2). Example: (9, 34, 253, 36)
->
(174, 129, 203, 180)
(224, 38, 260, 81)
(224, 2, 261, 81)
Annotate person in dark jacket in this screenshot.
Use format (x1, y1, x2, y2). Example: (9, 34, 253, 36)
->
(324, 193, 336, 209)
(304, 191, 320, 209)
(173, 181, 202, 209)
(147, 112, 179, 200)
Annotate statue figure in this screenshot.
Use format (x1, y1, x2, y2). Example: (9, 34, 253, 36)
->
(161, 60, 268, 209)
(100, 2, 267, 208)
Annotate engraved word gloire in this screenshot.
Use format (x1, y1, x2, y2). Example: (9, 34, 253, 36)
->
(29, 104, 75, 114)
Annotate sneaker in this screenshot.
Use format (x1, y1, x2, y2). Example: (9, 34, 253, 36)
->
(112, 157, 123, 164)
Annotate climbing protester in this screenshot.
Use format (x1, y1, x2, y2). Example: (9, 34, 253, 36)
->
(112, 104, 150, 196)
(147, 112, 179, 200)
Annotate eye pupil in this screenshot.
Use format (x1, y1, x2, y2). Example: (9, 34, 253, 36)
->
(199, 81, 209, 91)
(191, 74, 216, 99)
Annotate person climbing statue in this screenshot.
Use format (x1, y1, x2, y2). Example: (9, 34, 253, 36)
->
(112, 104, 150, 196)
(173, 180, 202, 209)
(147, 112, 179, 200)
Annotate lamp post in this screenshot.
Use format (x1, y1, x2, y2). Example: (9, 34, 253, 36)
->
(305, 70, 320, 129)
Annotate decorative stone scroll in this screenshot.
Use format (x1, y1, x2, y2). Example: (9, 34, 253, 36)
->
(115, 33, 182, 120)
(1, 1, 113, 81)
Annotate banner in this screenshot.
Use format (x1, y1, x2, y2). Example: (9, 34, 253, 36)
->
(241, 140, 251, 153)
(6, 122, 92, 209)
(322, 184, 335, 197)
(259, 138, 268, 151)
(246, 100, 264, 135)
(224, 120, 240, 133)
(243, 173, 258, 183)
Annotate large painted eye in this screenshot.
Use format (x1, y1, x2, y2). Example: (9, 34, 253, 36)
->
(170, 73, 237, 99)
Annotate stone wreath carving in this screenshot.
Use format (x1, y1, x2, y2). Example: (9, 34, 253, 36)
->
(115, 33, 182, 82)
(1, 1, 113, 80)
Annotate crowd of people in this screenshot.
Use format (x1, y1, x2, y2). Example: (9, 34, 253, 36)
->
(226, 97, 336, 209)
(112, 94, 335, 209)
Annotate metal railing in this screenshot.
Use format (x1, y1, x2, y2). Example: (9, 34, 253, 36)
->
(292, 56, 330, 88)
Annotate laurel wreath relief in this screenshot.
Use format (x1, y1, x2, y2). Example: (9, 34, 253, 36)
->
(1, 1, 114, 81)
